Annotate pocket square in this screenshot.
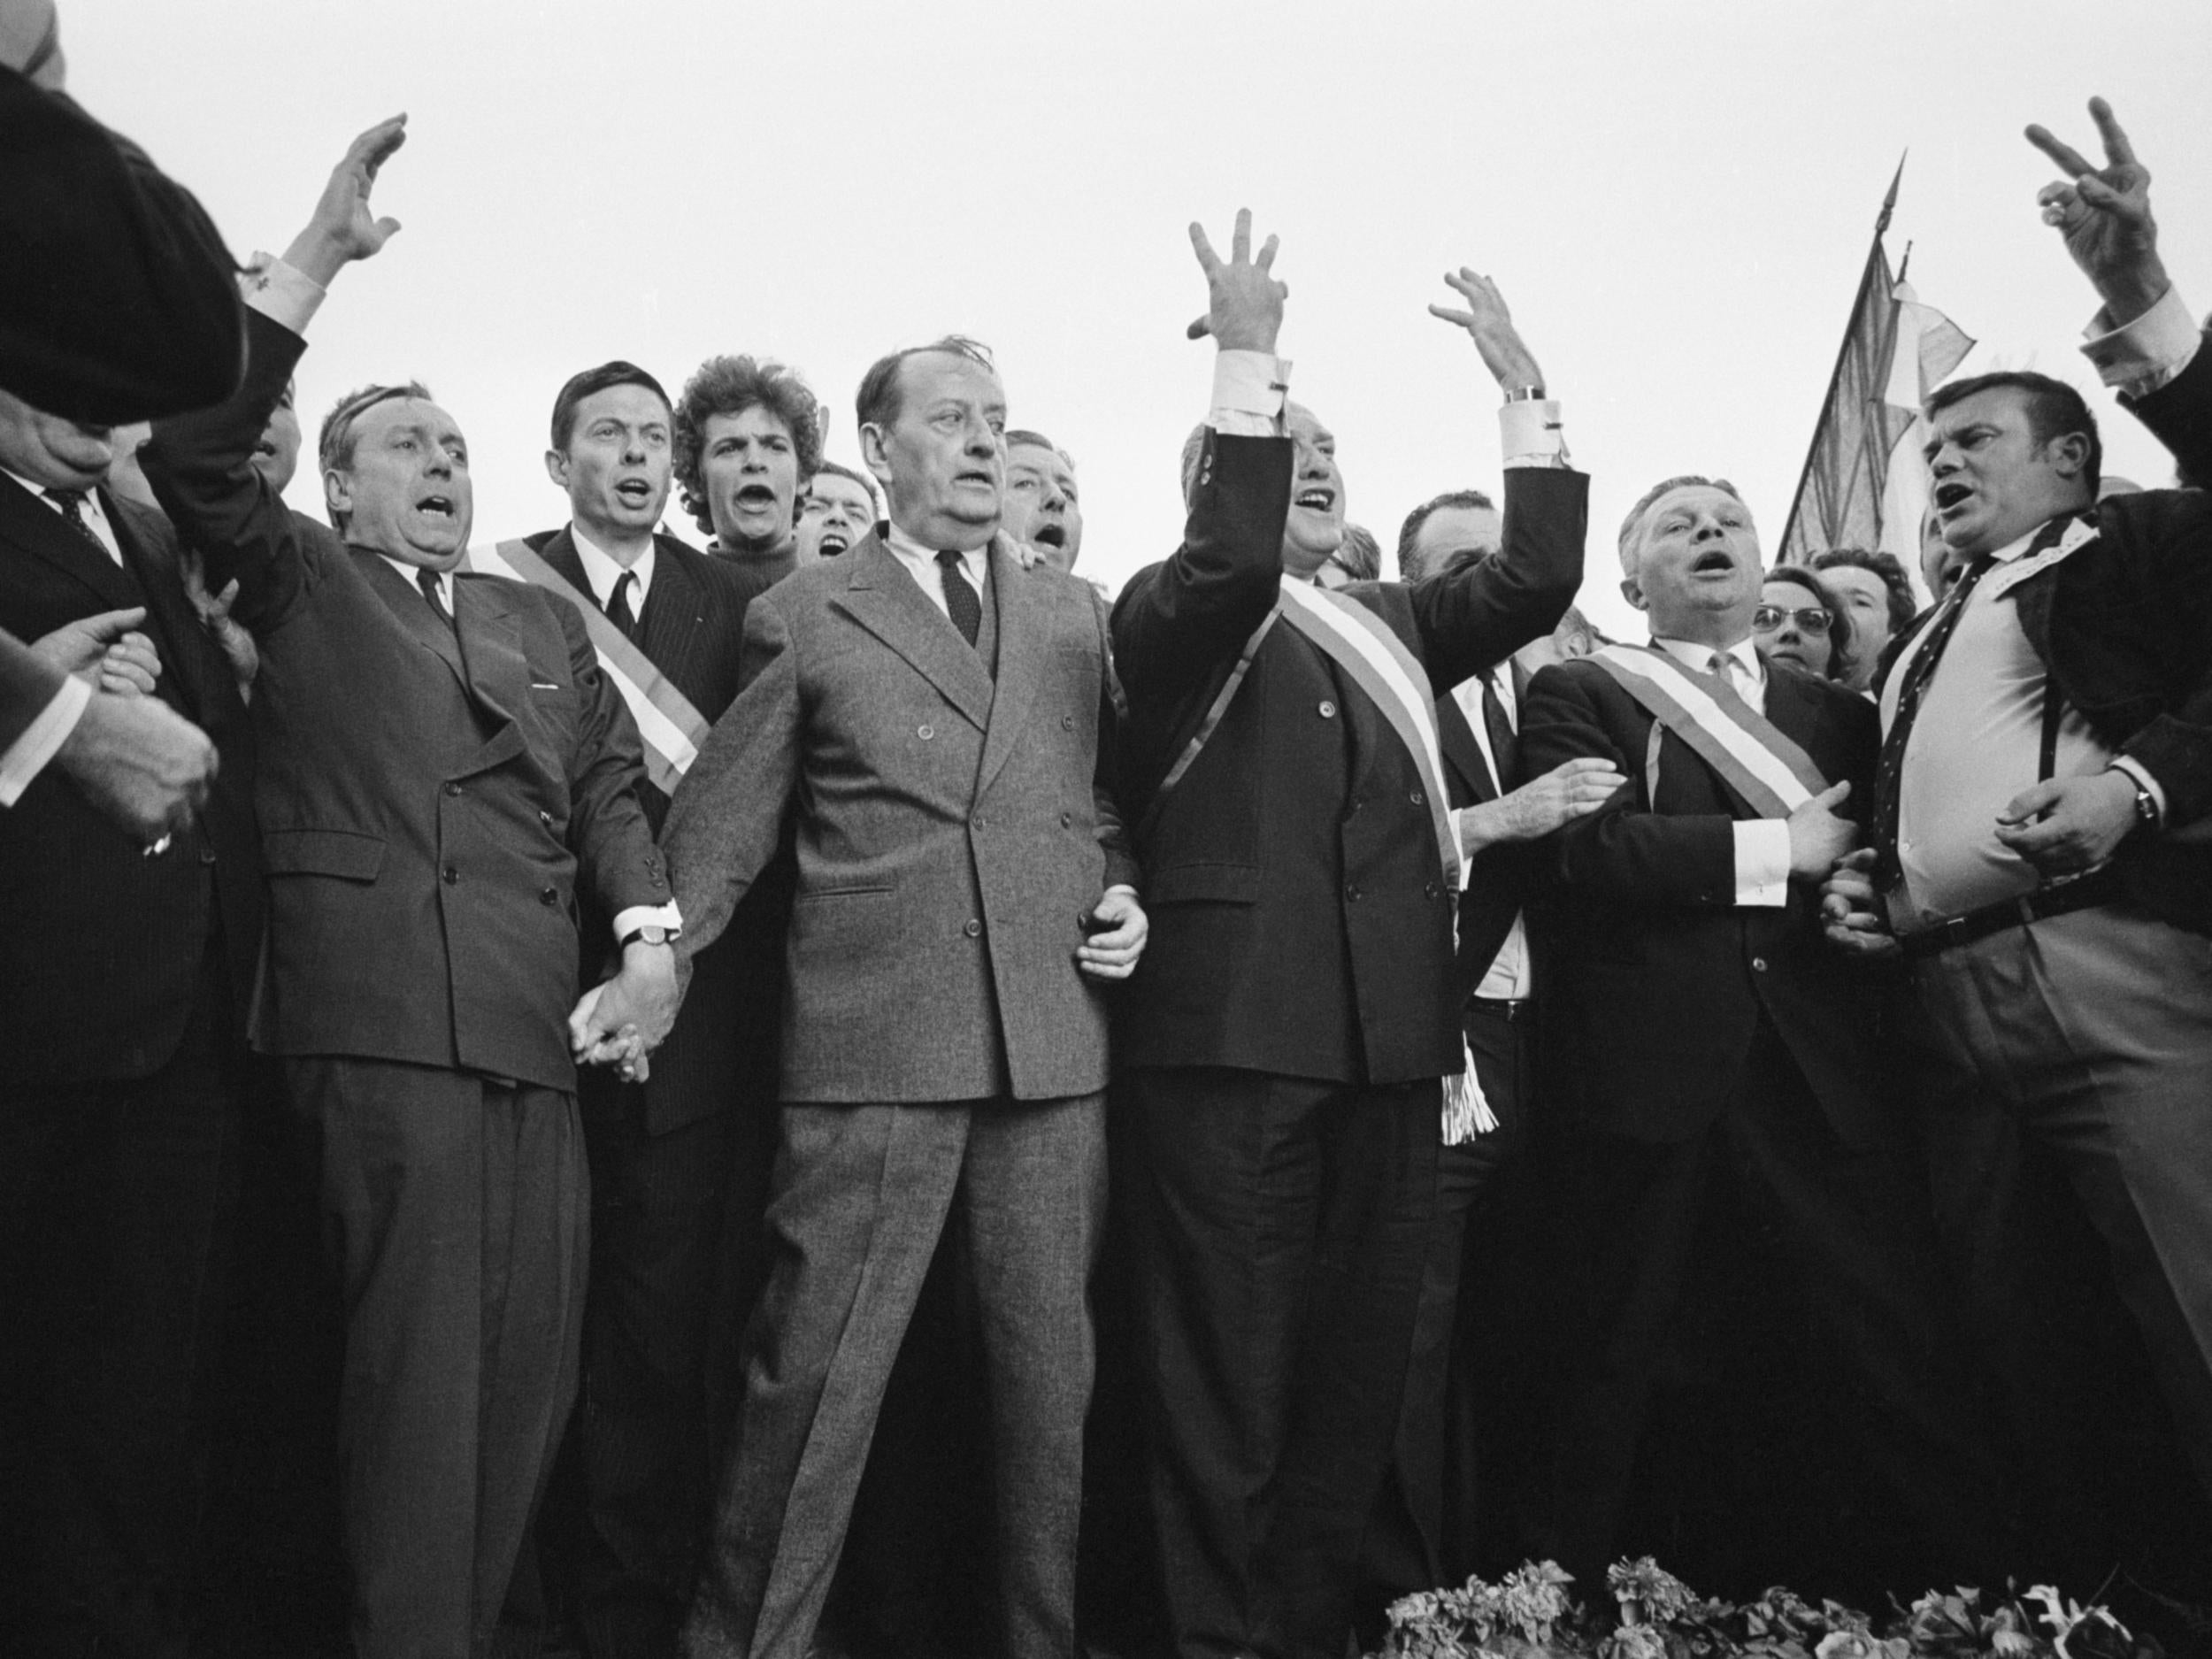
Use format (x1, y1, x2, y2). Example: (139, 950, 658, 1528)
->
(531, 680, 561, 691)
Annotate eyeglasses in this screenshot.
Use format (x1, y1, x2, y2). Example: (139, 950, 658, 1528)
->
(1751, 604, 1832, 634)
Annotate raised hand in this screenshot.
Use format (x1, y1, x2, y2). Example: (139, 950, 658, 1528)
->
(282, 113, 409, 288)
(2025, 97, 2166, 324)
(1185, 208, 1287, 354)
(33, 606, 162, 697)
(1428, 268, 1545, 392)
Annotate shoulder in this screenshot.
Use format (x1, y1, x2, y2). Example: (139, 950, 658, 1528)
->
(2093, 487, 2212, 555)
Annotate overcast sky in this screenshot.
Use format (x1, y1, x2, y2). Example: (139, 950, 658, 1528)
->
(66, 0, 2211, 639)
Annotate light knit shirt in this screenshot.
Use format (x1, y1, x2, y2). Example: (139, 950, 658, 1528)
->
(1880, 526, 2120, 931)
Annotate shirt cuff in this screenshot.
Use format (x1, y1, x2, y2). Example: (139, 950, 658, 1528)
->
(1500, 398, 1570, 469)
(2081, 283, 2200, 397)
(1208, 349, 1290, 436)
(2108, 757, 2168, 826)
(1732, 819, 1792, 907)
(240, 250, 328, 335)
(611, 902, 683, 946)
(0, 672, 91, 806)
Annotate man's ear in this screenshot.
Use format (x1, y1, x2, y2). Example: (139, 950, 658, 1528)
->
(1619, 574, 1650, 613)
(323, 465, 351, 526)
(2045, 430, 2093, 481)
(857, 423, 894, 490)
(544, 448, 570, 490)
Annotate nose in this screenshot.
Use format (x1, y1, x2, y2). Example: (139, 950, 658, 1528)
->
(1776, 616, 1801, 641)
(425, 448, 451, 479)
(620, 430, 645, 462)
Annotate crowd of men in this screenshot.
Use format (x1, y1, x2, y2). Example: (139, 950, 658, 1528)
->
(5, 4, 2212, 1655)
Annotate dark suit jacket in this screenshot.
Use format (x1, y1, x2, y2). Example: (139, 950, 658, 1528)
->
(2126, 326, 2212, 487)
(526, 524, 788, 1133)
(1110, 432, 1587, 1085)
(142, 310, 668, 1093)
(1518, 656, 1895, 1148)
(0, 65, 242, 424)
(1878, 492, 2212, 935)
(1436, 663, 1541, 1002)
(0, 626, 67, 753)
(663, 531, 1138, 1104)
(0, 477, 259, 1084)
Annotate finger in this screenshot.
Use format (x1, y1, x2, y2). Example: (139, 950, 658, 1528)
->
(2088, 96, 2136, 167)
(1838, 846, 1878, 871)
(1997, 780, 2062, 824)
(1816, 780, 1852, 807)
(2024, 123, 2095, 179)
(1186, 315, 1212, 341)
(1231, 207, 1251, 266)
(1427, 304, 1479, 328)
(1187, 221, 1223, 277)
(372, 215, 403, 242)
(2073, 175, 2130, 212)
(1256, 233, 1279, 273)
(215, 580, 241, 606)
(355, 112, 409, 172)
(81, 605, 149, 642)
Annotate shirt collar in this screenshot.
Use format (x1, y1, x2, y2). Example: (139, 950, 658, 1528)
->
(378, 553, 454, 603)
(1653, 634, 1763, 685)
(570, 520, 655, 607)
(1984, 525, 2044, 565)
(884, 519, 989, 586)
(1, 465, 104, 519)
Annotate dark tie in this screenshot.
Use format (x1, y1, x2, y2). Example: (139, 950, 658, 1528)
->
(45, 488, 109, 560)
(605, 569, 639, 640)
(416, 567, 457, 634)
(936, 549, 981, 649)
(1871, 551, 1999, 889)
(1480, 672, 1520, 791)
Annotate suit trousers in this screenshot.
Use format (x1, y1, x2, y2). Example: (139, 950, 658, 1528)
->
(0, 949, 243, 1657)
(1907, 905, 2212, 1578)
(286, 1057, 588, 1659)
(1543, 1015, 2004, 1598)
(1362, 1001, 1532, 1609)
(1121, 1066, 1441, 1659)
(572, 1088, 779, 1659)
(682, 1093, 1107, 1659)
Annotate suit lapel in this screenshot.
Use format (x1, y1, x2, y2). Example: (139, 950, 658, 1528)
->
(449, 572, 529, 774)
(974, 536, 1038, 801)
(537, 526, 589, 596)
(358, 548, 468, 686)
(0, 471, 141, 613)
(833, 533, 994, 731)
(1434, 683, 1498, 805)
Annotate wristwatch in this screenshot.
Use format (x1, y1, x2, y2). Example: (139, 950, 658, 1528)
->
(2125, 776, 2161, 832)
(619, 924, 676, 950)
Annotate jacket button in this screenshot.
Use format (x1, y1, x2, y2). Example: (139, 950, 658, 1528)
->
(972, 815, 986, 831)
(1318, 700, 1337, 718)
(541, 886, 558, 905)
(918, 725, 933, 740)
(1425, 879, 1440, 899)
(540, 810, 554, 828)
(199, 845, 217, 866)
(1060, 811, 1072, 828)
(445, 781, 463, 797)
(1409, 787, 1424, 806)
(1751, 956, 1768, 972)
(964, 918, 982, 938)
(442, 865, 459, 885)
(1345, 883, 1361, 902)
(1061, 715, 1074, 730)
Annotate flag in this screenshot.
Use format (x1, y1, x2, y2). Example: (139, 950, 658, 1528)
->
(1777, 160, 1975, 567)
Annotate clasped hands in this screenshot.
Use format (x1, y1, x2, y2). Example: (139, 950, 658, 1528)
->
(568, 941, 681, 1084)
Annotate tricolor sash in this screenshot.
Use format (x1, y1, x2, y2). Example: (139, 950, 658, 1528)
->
(468, 539, 710, 797)
(1590, 643, 1829, 819)
(1148, 577, 1494, 1141)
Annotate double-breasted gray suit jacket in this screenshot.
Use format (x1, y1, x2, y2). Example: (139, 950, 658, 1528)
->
(662, 529, 1139, 1105)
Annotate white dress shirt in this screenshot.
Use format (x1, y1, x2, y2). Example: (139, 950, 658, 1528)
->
(3, 465, 123, 565)
(570, 521, 656, 613)
(0, 472, 119, 799)
(1652, 636, 1792, 907)
(1449, 668, 1534, 1000)
(883, 520, 988, 620)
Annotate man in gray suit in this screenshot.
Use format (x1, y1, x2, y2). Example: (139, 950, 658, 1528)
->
(577, 334, 1146, 1659)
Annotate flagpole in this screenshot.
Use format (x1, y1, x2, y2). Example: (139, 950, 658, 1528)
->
(1777, 155, 1907, 564)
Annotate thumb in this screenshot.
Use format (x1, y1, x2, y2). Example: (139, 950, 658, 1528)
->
(373, 215, 402, 242)
(1997, 780, 2063, 825)
(79, 605, 148, 642)
(1185, 314, 1212, 341)
(1816, 780, 1852, 810)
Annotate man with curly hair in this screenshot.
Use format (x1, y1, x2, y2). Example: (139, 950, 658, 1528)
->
(672, 355, 824, 602)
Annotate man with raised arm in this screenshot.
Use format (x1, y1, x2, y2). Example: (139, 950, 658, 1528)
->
(1110, 217, 1585, 1659)
(140, 120, 677, 1659)
(1517, 475, 2004, 1595)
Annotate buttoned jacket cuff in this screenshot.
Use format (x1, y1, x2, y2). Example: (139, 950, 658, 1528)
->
(240, 251, 327, 335)
(2082, 284, 2200, 397)
(1209, 350, 1289, 434)
(0, 672, 90, 805)
(1732, 818, 1792, 907)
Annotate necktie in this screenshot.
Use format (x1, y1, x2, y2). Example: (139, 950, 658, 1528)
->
(606, 569, 639, 640)
(1480, 672, 1519, 791)
(1870, 551, 1998, 889)
(1706, 649, 1740, 693)
(416, 567, 457, 634)
(937, 549, 981, 649)
(45, 488, 111, 562)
